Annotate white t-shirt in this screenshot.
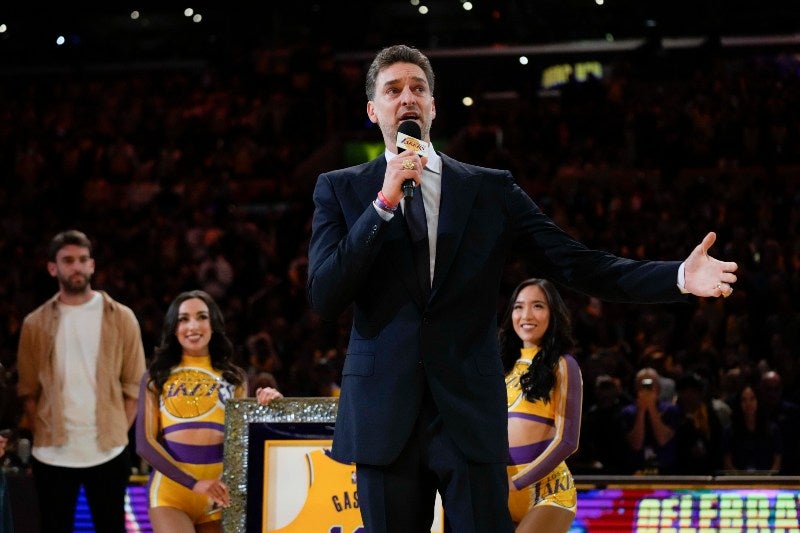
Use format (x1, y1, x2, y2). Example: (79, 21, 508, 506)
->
(33, 291, 125, 467)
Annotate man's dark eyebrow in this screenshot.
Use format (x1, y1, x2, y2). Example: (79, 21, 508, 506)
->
(383, 75, 428, 87)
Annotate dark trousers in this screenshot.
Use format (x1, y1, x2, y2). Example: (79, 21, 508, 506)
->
(31, 449, 130, 533)
(356, 383, 513, 533)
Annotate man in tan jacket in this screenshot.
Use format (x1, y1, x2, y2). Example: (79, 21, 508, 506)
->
(17, 229, 146, 533)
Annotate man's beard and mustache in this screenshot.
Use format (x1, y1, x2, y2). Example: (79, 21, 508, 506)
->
(59, 272, 91, 294)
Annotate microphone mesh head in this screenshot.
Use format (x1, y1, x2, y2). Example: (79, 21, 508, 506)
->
(398, 120, 421, 138)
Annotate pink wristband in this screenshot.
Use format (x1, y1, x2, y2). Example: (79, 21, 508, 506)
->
(376, 191, 398, 211)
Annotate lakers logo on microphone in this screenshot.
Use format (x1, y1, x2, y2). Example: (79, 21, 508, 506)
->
(398, 135, 427, 154)
(396, 121, 429, 156)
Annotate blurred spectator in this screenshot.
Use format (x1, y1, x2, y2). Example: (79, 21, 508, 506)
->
(722, 382, 782, 473)
(571, 374, 630, 474)
(691, 363, 733, 434)
(757, 370, 800, 474)
(578, 346, 635, 408)
(244, 331, 284, 391)
(639, 345, 678, 404)
(718, 365, 750, 408)
(197, 244, 235, 302)
(620, 368, 681, 474)
(673, 372, 724, 475)
(572, 296, 624, 356)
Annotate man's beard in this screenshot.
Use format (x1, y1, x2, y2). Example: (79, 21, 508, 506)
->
(59, 273, 91, 294)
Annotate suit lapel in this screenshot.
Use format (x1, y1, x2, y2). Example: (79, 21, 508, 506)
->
(431, 155, 480, 299)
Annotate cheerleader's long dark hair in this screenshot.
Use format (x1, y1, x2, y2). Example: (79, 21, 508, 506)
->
(498, 278, 576, 403)
(147, 289, 245, 394)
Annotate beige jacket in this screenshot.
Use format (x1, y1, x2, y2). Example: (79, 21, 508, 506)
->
(17, 290, 146, 451)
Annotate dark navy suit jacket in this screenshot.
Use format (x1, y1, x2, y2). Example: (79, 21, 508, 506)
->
(307, 152, 684, 467)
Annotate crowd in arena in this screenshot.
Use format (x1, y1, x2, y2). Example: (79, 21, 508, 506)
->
(0, 40, 798, 477)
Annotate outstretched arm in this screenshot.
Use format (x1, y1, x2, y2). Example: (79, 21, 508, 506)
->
(683, 232, 738, 298)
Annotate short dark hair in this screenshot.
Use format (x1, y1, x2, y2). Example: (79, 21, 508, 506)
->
(48, 230, 92, 261)
(365, 44, 435, 100)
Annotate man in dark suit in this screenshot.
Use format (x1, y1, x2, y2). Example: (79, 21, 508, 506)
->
(307, 44, 737, 533)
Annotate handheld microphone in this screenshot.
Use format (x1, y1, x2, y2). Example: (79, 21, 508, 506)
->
(396, 121, 429, 199)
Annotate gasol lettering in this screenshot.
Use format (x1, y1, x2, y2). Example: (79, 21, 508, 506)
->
(331, 490, 359, 512)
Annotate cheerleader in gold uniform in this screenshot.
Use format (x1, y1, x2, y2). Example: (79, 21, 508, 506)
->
(136, 290, 279, 533)
(499, 279, 583, 533)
